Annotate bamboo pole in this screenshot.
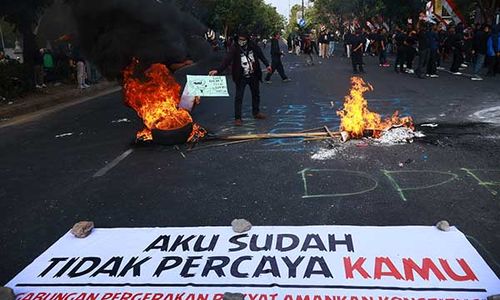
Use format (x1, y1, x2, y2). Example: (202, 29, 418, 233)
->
(323, 126, 337, 139)
(217, 131, 340, 141)
(188, 139, 255, 152)
(303, 137, 330, 142)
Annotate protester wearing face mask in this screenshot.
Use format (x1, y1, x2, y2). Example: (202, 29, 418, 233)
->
(209, 30, 272, 126)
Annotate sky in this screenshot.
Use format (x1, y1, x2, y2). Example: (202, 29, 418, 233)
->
(264, 0, 307, 20)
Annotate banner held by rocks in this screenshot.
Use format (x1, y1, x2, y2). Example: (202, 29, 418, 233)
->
(6, 226, 500, 300)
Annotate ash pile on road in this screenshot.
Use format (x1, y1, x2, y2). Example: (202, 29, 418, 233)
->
(375, 127, 425, 145)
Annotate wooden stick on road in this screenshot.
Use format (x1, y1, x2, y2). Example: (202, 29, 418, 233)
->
(217, 131, 340, 141)
(324, 125, 338, 139)
(188, 139, 255, 152)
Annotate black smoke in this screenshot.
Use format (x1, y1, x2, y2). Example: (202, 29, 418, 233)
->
(68, 0, 210, 79)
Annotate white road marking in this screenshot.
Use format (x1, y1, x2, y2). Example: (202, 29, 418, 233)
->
(93, 148, 134, 178)
(471, 106, 500, 125)
(55, 132, 74, 138)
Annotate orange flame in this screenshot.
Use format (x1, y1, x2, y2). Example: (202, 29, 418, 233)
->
(337, 77, 414, 138)
(123, 59, 205, 142)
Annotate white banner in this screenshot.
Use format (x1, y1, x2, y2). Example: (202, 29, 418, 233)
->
(6, 226, 500, 300)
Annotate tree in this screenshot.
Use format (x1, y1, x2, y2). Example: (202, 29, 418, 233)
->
(287, 4, 316, 34)
(175, 0, 218, 27)
(208, 0, 284, 38)
(1, 0, 54, 70)
(311, 0, 424, 28)
(476, 0, 499, 24)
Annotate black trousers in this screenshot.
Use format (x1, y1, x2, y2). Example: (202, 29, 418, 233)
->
(487, 56, 499, 75)
(311, 41, 319, 55)
(352, 52, 364, 72)
(427, 49, 438, 75)
(416, 48, 430, 77)
(265, 57, 287, 81)
(406, 48, 416, 69)
(450, 48, 463, 72)
(395, 46, 406, 71)
(234, 76, 260, 120)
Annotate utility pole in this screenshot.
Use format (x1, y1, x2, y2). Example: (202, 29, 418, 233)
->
(302, 0, 305, 21)
(0, 23, 5, 51)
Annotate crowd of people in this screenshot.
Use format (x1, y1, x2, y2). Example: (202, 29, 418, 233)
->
(32, 44, 99, 90)
(0, 41, 100, 93)
(390, 21, 500, 80)
(285, 19, 500, 80)
(287, 27, 341, 65)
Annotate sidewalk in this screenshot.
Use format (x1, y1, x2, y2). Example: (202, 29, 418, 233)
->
(0, 81, 120, 121)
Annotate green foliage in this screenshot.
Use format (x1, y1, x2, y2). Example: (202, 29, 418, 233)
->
(308, 0, 424, 27)
(0, 61, 31, 100)
(1, 0, 54, 69)
(210, 0, 284, 37)
(286, 4, 316, 34)
(0, 20, 18, 49)
(1, 0, 53, 29)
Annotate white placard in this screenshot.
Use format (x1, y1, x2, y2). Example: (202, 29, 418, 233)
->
(186, 75, 229, 97)
(7, 226, 500, 300)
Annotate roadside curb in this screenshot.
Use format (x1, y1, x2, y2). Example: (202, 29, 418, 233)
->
(0, 82, 121, 120)
(0, 85, 122, 129)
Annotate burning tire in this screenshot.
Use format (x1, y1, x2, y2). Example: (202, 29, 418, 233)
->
(150, 123, 194, 146)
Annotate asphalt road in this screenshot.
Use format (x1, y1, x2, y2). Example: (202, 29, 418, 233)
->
(1, 47, 500, 284)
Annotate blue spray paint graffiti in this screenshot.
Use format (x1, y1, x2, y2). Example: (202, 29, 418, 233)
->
(219, 98, 414, 152)
(262, 104, 309, 152)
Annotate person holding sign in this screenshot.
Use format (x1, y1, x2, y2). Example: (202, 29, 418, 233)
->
(209, 30, 272, 126)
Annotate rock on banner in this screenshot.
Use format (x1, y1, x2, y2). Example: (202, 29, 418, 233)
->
(6, 226, 500, 300)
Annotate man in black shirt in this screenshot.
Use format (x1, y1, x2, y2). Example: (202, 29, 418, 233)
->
(265, 32, 290, 83)
(415, 21, 431, 79)
(450, 24, 465, 74)
(377, 28, 389, 66)
(405, 30, 418, 73)
(394, 27, 407, 73)
(351, 29, 365, 74)
(471, 24, 490, 80)
(209, 31, 272, 126)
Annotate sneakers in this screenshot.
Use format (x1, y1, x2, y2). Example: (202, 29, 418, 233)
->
(382, 63, 390, 67)
(283, 78, 292, 82)
(460, 63, 468, 68)
(430, 74, 439, 78)
(407, 69, 415, 74)
(452, 72, 462, 75)
(35, 85, 42, 89)
(264, 80, 272, 84)
(253, 112, 266, 120)
(437, 66, 445, 70)
(471, 76, 483, 81)
(234, 119, 243, 126)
